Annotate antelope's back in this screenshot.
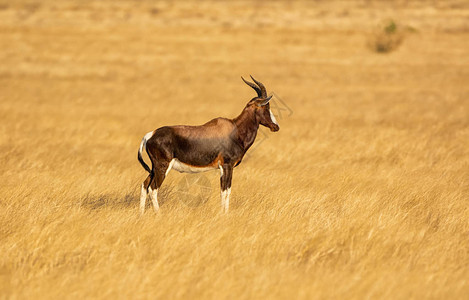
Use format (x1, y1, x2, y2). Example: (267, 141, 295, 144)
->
(150, 118, 240, 166)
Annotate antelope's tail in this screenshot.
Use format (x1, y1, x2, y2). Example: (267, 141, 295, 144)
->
(138, 131, 153, 173)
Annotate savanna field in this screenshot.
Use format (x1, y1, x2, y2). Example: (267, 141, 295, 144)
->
(1, 0, 469, 298)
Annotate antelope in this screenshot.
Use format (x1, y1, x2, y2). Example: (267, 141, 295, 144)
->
(137, 76, 279, 214)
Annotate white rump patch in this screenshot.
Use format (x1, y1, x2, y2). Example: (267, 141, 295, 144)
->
(171, 158, 217, 174)
(269, 109, 278, 125)
(144, 131, 154, 140)
(139, 131, 154, 153)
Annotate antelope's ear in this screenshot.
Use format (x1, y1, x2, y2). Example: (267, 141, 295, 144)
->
(256, 95, 272, 106)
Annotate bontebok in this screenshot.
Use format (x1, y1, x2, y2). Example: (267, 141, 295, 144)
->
(137, 76, 279, 214)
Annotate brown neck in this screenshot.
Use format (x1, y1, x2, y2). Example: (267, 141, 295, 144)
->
(233, 106, 259, 151)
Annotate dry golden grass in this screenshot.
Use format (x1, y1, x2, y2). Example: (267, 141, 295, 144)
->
(1, 0, 469, 298)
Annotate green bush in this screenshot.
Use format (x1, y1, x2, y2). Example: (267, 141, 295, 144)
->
(370, 20, 404, 53)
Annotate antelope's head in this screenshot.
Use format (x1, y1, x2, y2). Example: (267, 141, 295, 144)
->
(241, 75, 280, 132)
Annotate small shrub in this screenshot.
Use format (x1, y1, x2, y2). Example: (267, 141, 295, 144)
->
(369, 20, 404, 53)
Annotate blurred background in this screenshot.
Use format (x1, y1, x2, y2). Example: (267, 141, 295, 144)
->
(0, 1, 468, 299)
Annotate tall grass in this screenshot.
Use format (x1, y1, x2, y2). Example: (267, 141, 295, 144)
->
(0, 1, 468, 299)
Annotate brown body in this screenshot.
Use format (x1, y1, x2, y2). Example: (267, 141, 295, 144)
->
(138, 76, 279, 214)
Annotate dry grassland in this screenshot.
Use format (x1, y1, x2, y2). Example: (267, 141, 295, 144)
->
(0, 0, 469, 299)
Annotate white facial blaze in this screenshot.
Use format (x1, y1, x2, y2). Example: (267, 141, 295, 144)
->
(269, 109, 278, 125)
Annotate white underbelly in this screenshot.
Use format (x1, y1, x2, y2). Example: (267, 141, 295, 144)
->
(170, 158, 217, 174)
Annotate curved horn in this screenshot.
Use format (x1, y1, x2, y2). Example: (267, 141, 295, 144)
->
(241, 76, 262, 97)
(250, 75, 267, 98)
(257, 95, 273, 106)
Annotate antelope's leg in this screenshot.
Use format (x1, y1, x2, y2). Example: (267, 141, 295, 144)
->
(220, 164, 233, 213)
(219, 165, 224, 208)
(140, 175, 151, 215)
(149, 161, 171, 213)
